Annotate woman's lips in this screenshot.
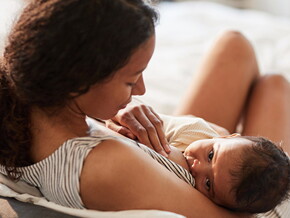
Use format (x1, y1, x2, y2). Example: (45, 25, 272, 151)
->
(119, 104, 127, 109)
(119, 98, 132, 109)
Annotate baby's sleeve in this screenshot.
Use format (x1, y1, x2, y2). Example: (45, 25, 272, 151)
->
(160, 114, 220, 151)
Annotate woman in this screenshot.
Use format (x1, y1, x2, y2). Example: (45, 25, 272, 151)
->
(0, 0, 288, 218)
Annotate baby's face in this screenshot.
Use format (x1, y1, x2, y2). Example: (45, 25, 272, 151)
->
(183, 136, 253, 208)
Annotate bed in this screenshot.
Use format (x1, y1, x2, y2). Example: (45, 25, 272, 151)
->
(1, 0, 290, 217)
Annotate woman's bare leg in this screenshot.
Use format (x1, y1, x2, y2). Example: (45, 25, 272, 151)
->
(242, 74, 290, 154)
(174, 31, 259, 133)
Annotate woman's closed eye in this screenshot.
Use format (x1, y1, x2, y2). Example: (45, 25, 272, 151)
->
(126, 82, 136, 87)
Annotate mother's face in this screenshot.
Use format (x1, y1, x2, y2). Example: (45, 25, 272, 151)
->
(75, 35, 155, 120)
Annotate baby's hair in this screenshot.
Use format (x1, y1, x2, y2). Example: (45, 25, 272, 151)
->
(230, 136, 290, 213)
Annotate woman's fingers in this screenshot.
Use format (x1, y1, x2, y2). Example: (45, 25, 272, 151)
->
(111, 103, 170, 156)
(145, 107, 171, 153)
(129, 106, 170, 156)
(105, 119, 136, 139)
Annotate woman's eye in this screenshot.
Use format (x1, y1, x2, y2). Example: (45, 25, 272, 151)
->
(126, 82, 136, 87)
(205, 178, 211, 191)
(208, 150, 214, 162)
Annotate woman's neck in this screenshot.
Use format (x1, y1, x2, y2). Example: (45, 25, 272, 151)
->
(30, 106, 89, 162)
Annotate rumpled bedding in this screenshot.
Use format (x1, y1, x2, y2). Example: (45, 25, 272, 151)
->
(1, 0, 290, 217)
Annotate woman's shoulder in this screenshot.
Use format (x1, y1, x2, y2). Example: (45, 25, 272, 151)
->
(78, 138, 145, 209)
(11, 135, 118, 174)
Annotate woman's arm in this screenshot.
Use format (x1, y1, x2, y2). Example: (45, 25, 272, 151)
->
(80, 139, 247, 218)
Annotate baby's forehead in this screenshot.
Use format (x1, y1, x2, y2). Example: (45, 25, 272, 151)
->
(216, 137, 253, 147)
(213, 137, 254, 162)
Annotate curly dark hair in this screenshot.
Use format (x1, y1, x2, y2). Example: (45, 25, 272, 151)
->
(0, 0, 158, 179)
(229, 136, 290, 213)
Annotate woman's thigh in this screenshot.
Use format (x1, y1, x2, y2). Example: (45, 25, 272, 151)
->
(242, 74, 290, 154)
(174, 31, 259, 133)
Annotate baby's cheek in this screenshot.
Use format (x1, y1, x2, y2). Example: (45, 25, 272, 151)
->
(195, 184, 212, 201)
(184, 141, 201, 156)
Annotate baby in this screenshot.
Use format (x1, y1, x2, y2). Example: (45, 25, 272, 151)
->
(88, 114, 290, 214)
(160, 114, 290, 214)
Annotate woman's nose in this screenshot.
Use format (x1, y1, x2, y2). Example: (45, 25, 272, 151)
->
(131, 75, 146, 96)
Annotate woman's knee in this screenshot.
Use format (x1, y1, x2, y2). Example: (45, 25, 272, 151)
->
(256, 74, 290, 93)
(213, 30, 259, 80)
(216, 31, 254, 55)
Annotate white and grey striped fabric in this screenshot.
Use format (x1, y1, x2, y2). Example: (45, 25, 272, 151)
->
(133, 140, 195, 187)
(0, 135, 195, 209)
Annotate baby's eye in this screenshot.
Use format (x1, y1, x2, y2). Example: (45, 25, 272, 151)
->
(205, 178, 211, 191)
(208, 150, 214, 162)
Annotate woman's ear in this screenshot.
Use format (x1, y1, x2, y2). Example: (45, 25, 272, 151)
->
(214, 133, 241, 139)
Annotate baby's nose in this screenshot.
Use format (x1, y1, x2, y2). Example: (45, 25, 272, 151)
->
(193, 159, 200, 166)
(190, 159, 206, 177)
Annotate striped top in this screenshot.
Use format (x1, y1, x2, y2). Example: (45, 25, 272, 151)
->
(0, 135, 195, 209)
(134, 140, 195, 187)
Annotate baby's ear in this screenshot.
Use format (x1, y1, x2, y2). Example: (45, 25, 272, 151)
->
(213, 133, 241, 139)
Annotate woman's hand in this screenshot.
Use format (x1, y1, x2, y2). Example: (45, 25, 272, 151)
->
(105, 100, 171, 157)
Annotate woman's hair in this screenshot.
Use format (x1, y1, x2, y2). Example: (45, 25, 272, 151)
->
(0, 0, 158, 179)
(230, 136, 290, 213)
